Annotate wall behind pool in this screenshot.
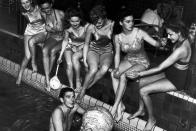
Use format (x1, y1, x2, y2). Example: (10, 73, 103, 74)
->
(0, 30, 196, 131)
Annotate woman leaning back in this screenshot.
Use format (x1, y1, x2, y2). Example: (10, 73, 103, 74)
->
(127, 20, 191, 131)
(16, 0, 47, 85)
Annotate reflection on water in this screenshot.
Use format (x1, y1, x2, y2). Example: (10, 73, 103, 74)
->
(0, 71, 82, 131)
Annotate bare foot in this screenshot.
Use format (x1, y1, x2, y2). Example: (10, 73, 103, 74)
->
(76, 89, 85, 101)
(115, 103, 125, 122)
(127, 109, 145, 120)
(45, 85, 51, 92)
(76, 79, 82, 89)
(74, 86, 83, 93)
(45, 79, 51, 92)
(143, 119, 156, 131)
(111, 105, 118, 119)
(31, 62, 37, 73)
(16, 77, 21, 86)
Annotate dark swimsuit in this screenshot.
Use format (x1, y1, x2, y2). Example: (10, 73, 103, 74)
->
(165, 39, 190, 90)
(89, 20, 114, 55)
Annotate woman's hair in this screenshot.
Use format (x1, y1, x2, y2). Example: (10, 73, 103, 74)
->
(118, 8, 133, 22)
(65, 7, 86, 27)
(113, 8, 133, 35)
(59, 88, 75, 99)
(90, 5, 107, 23)
(20, 0, 35, 13)
(38, 0, 53, 5)
(165, 19, 188, 38)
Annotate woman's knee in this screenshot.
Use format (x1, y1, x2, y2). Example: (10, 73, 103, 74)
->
(66, 62, 73, 70)
(28, 38, 36, 47)
(25, 55, 31, 61)
(42, 48, 49, 56)
(51, 48, 58, 57)
(139, 88, 148, 97)
(120, 73, 126, 80)
(89, 66, 98, 75)
(99, 65, 109, 74)
(72, 55, 80, 64)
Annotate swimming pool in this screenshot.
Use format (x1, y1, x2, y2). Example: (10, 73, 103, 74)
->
(0, 71, 83, 131)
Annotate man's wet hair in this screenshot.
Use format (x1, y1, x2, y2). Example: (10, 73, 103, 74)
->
(59, 87, 75, 99)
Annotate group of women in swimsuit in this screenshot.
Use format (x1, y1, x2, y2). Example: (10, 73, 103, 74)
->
(18, 0, 192, 130)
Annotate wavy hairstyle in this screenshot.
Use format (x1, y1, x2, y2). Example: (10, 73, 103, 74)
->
(90, 5, 107, 24)
(64, 7, 86, 28)
(165, 19, 188, 38)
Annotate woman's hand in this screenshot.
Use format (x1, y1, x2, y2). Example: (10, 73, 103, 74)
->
(160, 37, 167, 47)
(45, 25, 54, 32)
(126, 70, 140, 79)
(57, 56, 62, 65)
(83, 58, 88, 71)
(113, 68, 121, 79)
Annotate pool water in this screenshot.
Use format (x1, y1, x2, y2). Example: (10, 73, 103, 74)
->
(0, 71, 82, 131)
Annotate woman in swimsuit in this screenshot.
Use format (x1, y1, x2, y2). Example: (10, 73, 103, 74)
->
(57, 8, 89, 89)
(16, 0, 47, 85)
(29, 0, 64, 91)
(127, 20, 191, 131)
(76, 5, 114, 100)
(110, 9, 164, 121)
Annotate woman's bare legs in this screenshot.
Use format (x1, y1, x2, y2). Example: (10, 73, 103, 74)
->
(16, 35, 32, 85)
(88, 52, 113, 89)
(42, 37, 58, 91)
(72, 50, 83, 90)
(64, 50, 74, 89)
(77, 51, 99, 100)
(139, 78, 176, 131)
(111, 63, 146, 122)
(128, 73, 166, 120)
(50, 40, 62, 72)
(110, 60, 134, 119)
(28, 32, 46, 72)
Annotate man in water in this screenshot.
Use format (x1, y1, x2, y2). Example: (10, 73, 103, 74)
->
(49, 87, 85, 131)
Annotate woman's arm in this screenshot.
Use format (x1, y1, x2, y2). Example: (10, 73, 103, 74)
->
(141, 30, 162, 47)
(58, 30, 69, 62)
(54, 10, 65, 32)
(114, 35, 121, 69)
(83, 25, 93, 67)
(140, 46, 187, 77)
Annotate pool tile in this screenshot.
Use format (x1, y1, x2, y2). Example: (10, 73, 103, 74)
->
(40, 75, 46, 85)
(89, 97, 97, 106)
(136, 119, 146, 130)
(36, 73, 42, 83)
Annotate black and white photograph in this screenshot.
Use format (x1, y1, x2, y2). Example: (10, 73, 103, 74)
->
(0, 0, 196, 131)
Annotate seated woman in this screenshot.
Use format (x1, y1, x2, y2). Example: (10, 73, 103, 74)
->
(57, 8, 89, 89)
(16, 0, 47, 85)
(28, 0, 65, 91)
(127, 20, 191, 131)
(110, 9, 165, 121)
(76, 5, 114, 100)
